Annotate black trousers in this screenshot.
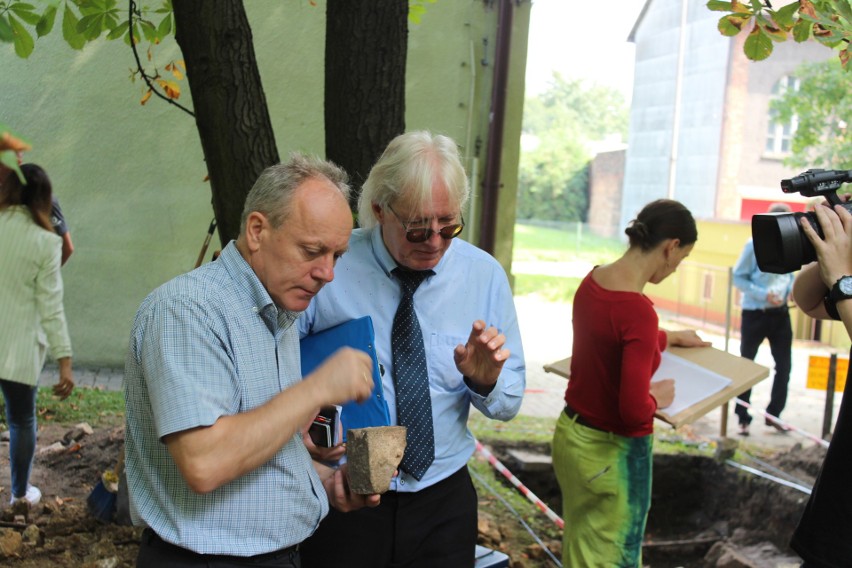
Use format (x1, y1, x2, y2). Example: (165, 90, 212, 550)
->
(136, 528, 301, 568)
(300, 466, 478, 568)
(736, 307, 793, 425)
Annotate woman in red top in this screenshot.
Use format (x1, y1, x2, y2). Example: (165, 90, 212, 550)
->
(552, 199, 709, 567)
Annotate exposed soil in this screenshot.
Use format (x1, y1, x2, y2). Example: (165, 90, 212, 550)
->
(0, 421, 827, 567)
(481, 439, 826, 567)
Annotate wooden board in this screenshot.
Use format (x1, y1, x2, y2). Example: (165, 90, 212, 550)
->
(542, 346, 769, 428)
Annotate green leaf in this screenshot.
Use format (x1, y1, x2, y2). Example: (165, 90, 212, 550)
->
(0, 151, 25, 184)
(36, 5, 58, 37)
(773, 2, 800, 28)
(706, 1, 734, 12)
(744, 28, 774, 60)
(139, 19, 156, 42)
(156, 13, 171, 38)
(0, 16, 14, 42)
(757, 17, 789, 41)
(792, 19, 812, 41)
(9, 15, 34, 58)
(833, 0, 852, 25)
(718, 14, 749, 37)
(106, 19, 128, 40)
(61, 4, 86, 50)
(9, 2, 41, 26)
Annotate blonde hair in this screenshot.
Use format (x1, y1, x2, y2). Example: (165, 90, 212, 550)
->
(357, 131, 469, 228)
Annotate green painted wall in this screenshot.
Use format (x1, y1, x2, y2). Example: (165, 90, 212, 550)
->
(2, 1, 531, 366)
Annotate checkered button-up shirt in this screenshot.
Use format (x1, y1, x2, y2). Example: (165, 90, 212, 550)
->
(124, 241, 327, 555)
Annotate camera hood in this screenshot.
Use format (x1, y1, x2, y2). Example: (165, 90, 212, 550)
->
(752, 212, 814, 274)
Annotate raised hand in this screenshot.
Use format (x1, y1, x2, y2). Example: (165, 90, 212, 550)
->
(453, 320, 510, 393)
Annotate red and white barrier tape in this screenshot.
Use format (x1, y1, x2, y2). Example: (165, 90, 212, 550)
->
(732, 398, 829, 448)
(474, 440, 564, 530)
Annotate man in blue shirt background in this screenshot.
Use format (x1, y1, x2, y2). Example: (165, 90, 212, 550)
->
(299, 131, 526, 567)
(732, 203, 795, 436)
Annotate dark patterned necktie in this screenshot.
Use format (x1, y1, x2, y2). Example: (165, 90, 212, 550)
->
(392, 267, 435, 480)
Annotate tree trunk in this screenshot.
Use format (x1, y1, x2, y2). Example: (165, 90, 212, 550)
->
(172, 0, 279, 246)
(325, 0, 408, 211)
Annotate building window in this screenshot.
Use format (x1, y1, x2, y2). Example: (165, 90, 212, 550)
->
(765, 75, 800, 155)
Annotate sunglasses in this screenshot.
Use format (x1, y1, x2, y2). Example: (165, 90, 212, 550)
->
(387, 205, 465, 243)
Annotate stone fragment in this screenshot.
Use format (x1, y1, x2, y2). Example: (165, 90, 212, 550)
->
(0, 527, 22, 558)
(714, 437, 739, 462)
(63, 422, 94, 444)
(21, 524, 42, 546)
(346, 426, 406, 495)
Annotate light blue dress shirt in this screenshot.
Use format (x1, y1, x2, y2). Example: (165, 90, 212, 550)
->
(732, 239, 795, 310)
(124, 242, 326, 555)
(299, 227, 526, 492)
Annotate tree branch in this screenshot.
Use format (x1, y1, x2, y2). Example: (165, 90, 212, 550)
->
(128, 0, 194, 118)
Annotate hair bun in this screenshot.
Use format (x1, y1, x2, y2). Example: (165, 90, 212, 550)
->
(625, 219, 650, 242)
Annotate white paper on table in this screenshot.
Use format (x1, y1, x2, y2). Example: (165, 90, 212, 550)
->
(652, 351, 732, 417)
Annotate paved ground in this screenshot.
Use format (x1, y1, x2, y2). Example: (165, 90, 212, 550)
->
(40, 294, 845, 453)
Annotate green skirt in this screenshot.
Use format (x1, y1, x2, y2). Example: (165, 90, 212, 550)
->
(552, 409, 653, 568)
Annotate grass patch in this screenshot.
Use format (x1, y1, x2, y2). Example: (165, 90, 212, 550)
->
(513, 274, 582, 303)
(0, 386, 125, 430)
(469, 412, 555, 445)
(513, 222, 624, 264)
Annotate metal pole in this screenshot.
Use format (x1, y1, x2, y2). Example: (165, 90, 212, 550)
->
(721, 266, 734, 438)
(823, 353, 837, 440)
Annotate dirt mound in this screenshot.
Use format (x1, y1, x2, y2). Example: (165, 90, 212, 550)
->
(0, 420, 140, 566)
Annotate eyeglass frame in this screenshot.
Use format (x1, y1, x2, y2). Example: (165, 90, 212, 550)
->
(386, 204, 465, 243)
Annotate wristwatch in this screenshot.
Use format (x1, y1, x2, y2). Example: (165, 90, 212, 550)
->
(825, 275, 852, 319)
(829, 275, 852, 304)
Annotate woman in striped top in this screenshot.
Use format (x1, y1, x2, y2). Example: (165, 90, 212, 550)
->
(0, 163, 75, 508)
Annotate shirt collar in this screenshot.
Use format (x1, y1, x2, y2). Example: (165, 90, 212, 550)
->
(218, 241, 300, 330)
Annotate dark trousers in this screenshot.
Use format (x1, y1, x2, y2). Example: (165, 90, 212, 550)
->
(137, 528, 300, 568)
(736, 307, 793, 425)
(300, 466, 478, 568)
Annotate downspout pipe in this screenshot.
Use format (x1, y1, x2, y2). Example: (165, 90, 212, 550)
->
(479, 0, 513, 255)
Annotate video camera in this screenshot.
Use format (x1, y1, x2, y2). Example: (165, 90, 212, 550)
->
(752, 169, 852, 274)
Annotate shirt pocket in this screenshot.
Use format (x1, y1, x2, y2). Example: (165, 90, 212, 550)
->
(427, 333, 466, 392)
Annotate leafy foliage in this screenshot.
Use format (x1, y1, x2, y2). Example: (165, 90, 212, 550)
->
(771, 58, 852, 169)
(706, 0, 852, 68)
(1, 0, 186, 108)
(518, 74, 628, 223)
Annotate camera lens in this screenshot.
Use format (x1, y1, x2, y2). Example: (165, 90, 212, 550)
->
(753, 204, 852, 273)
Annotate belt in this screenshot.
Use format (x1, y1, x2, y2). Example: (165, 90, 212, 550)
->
(142, 528, 299, 562)
(743, 305, 789, 313)
(564, 405, 609, 433)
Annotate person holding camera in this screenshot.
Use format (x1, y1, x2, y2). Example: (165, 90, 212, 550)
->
(788, 201, 852, 566)
(732, 203, 795, 436)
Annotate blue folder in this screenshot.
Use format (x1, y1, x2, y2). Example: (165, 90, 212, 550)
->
(300, 316, 391, 441)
